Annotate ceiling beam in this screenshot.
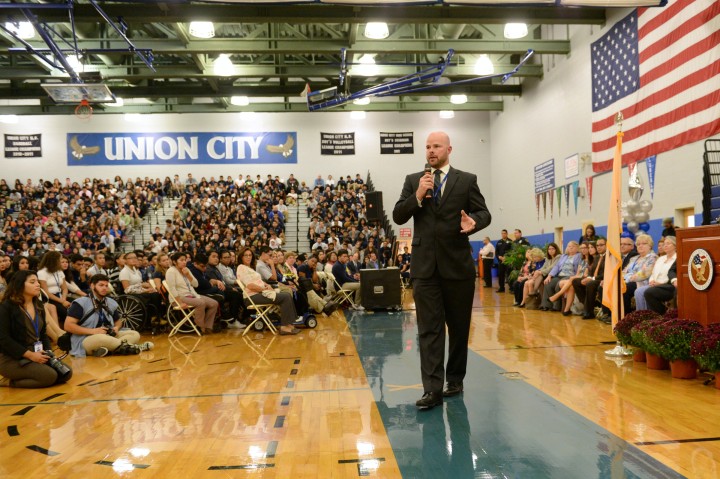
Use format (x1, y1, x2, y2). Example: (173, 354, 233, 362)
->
(7, 38, 571, 55)
(0, 5, 606, 25)
(0, 100, 505, 115)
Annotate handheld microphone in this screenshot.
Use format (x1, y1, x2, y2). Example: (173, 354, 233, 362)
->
(424, 163, 433, 199)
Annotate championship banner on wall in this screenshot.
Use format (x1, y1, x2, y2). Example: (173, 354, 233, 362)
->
(5, 134, 42, 158)
(380, 132, 414, 154)
(66, 132, 297, 165)
(320, 132, 355, 155)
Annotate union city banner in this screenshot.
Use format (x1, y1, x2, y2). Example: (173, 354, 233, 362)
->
(66, 132, 297, 165)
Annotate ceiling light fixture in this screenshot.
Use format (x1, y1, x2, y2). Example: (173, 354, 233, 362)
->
(355, 55, 378, 77)
(450, 94, 467, 105)
(439, 110, 455, 119)
(5, 21, 34, 39)
(504, 23, 529, 39)
(364, 22, 389, 40)
(474, 55, 494, 75)
(214, 54, 234, 76)
(351, 111, 366, 120)
(231, 96, 250, 106)
(353, 97, 370, 106)
(189, 21, 215, 39)
(65, 54, 84, 73)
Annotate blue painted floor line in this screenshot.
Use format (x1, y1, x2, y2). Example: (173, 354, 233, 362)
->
(349, 311, 686, 479)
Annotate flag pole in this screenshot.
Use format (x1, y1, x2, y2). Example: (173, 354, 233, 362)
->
(605, 112, 632, 357)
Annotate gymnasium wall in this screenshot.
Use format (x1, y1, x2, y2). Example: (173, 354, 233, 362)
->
(487, 10, 710, 245)
(0, 110, 492, 238)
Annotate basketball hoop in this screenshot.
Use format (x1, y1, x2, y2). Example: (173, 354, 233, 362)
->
(74, 99, 93, 120)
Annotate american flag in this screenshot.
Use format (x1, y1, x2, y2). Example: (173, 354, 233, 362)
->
(591, 0, 720, 173)
(693, 253, 707, 266)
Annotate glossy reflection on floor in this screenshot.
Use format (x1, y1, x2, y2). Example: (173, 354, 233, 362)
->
(1, 285, 718, 478)
(347, 308, 685, 479)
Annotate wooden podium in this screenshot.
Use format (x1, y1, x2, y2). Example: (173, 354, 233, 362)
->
(676, 225, 720, 326)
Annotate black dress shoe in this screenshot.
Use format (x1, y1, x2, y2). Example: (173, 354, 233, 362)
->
(416, 392, 443, 409)
(562, 310, 572, 316)
(496, 289, 505, 293)
(443, 382, 464, 397)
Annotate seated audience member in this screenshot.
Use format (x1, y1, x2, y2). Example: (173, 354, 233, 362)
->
(0, 253, 11, 296)
(64, 274, 154, 357)
(236, 247, 301, 335)
(37, 251, 72, 327)
(331, 249, 364, 310)
(572, 238, 607, 319)
(61, 255, 87, 300)
(0, 270, 73, 388)
(549, 241, 595, 315)
(622, 233, 658, 313)
(165, 252, 219, 335)
(364, 252, 380, 270)
(119, 251, 163, 324)
(396, 253, 411, 283)
(635, 236, 676, 311)
(540, 241, 581, 312)
(578, 224, 598, 244)
(347, 252, 362, 276)
(278, 251, 336, 316)
(87, 252, 108, 277)
(596, 236, 638, 324)
(479, 237, 495, 288)
(152, 253, 171, 292)
(661, 217, 676, 237)
(205, 250, 244, 326)
(528, 243, 560, 298)
(644, 262, 677, 314)
(517, 248, 545, 307)
(68, 254, 90, 293)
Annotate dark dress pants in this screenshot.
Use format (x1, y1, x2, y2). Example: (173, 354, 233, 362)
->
(496, 263, 508, 291)
(413, 270, 475, 394)
(482, 258, 493, 287)
(644, 284, 676, 314)
(572, 277, 601, 316)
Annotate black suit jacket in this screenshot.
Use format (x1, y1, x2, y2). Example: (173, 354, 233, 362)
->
(393, 166, 491, 280)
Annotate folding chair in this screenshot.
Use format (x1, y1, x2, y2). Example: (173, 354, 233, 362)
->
(162, 280, 201, 337)
(325, 272, 359, 309)
(236, 280, 279, 337)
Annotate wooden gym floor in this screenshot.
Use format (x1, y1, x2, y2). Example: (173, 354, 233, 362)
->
(0, 282, 717, 478)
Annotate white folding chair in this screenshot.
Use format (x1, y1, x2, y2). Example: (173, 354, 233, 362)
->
(162, 280, 201, 337)
(325, 272, 358, 309)
(236, 280, 279, 337)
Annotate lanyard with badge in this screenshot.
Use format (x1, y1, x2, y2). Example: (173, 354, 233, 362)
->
(22, 306, 43, 353)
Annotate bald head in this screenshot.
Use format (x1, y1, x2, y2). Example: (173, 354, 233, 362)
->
(426, 131, 452, 169)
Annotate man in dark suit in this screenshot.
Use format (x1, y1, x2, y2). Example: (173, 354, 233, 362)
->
(572, 238, 606, 319)
(393, 131, 491, 410)
(596, 236, 638, 324)
(644, 261, 677, 314)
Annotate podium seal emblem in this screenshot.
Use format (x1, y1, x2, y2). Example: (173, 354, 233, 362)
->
(688, 248, 713, 291)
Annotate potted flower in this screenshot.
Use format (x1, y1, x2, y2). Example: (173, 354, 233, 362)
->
(663, 308, 678, 320)
(647, 318, 703, 379)
(691, 323, 720, 388)
(631, 318, 669, 370)
(614, 310, 662, 362)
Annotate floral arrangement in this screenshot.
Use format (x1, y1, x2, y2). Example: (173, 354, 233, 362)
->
(614, 310, 662, 346)
(630, 318, 668, 355)
(663, 308, 678, 320)
(646, 318, 703, 361)
(691, 323, 720, 372)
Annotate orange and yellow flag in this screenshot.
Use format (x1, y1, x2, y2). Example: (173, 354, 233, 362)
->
(602, 131, 626, 327)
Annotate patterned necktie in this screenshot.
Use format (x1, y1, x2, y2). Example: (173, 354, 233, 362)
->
(433, 170, 442, 204)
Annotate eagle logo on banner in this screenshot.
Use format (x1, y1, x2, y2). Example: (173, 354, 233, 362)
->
(265, 134, 294, 158)
(688, 248, 714, 291)
(69, 135, 101, 159)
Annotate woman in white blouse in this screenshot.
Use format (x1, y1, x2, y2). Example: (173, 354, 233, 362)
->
(37, 251, 71, 326)
(236, 247, 300, 335)
(165, 252, 218, 334)
(634, 235, 676, 311)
